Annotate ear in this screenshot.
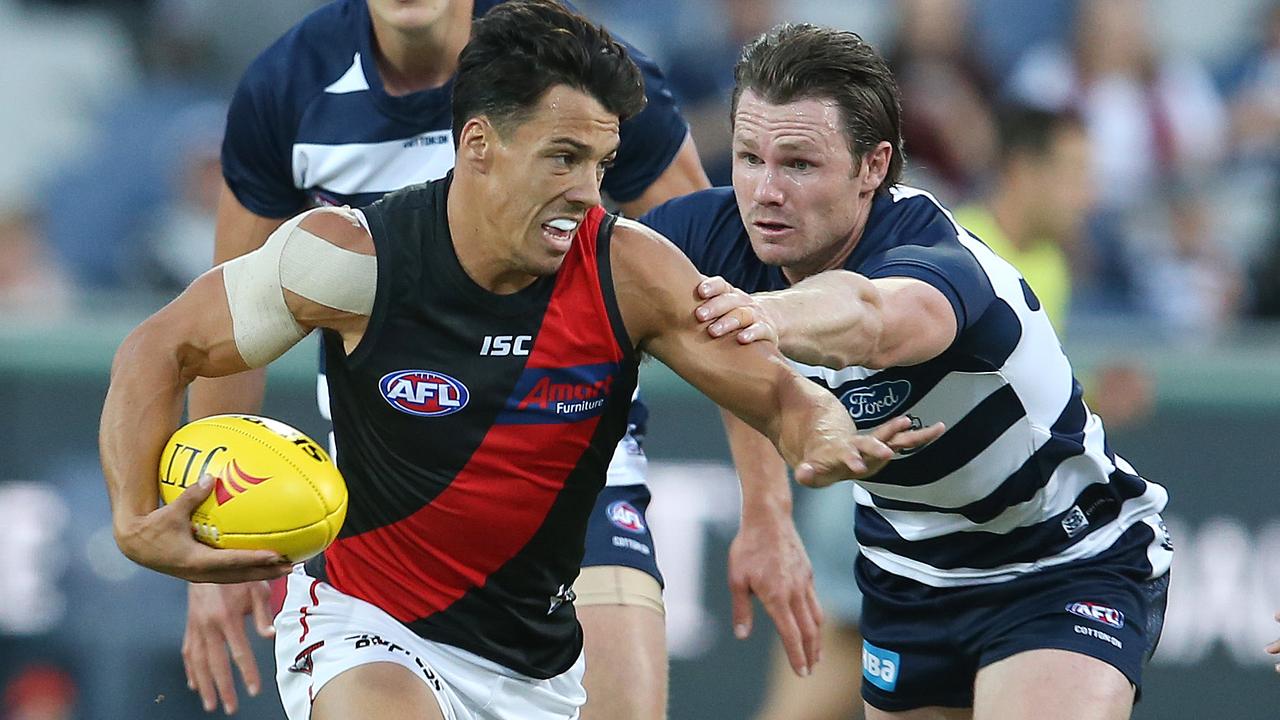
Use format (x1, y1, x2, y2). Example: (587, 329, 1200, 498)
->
(860, 141, 893, 193)
(458, 117, 496, 172)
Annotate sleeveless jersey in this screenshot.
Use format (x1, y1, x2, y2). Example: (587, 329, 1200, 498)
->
(308, 175, 639, 678)
(642, 186, 1172, 591)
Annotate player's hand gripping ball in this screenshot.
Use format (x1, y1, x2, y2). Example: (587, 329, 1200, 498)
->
(158, 415, 347, 562)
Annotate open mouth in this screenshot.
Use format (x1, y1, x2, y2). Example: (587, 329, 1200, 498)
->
(541, 217, 580, 249)
(753, 220, 794, 236)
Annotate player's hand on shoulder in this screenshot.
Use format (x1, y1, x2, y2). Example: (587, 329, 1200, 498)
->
(184, 580, 276, 714)
(794, 414, 946, 488)
(696, 276, 780, 345)
(114, 476, 292, 584)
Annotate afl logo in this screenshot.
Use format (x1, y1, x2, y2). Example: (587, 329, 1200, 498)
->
(379, 369, 470, 417)
(607, 501, 646, 533)
(1066, 601, 1125, 629)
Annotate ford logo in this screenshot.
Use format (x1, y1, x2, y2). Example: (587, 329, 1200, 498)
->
(838, 380, 912, 423)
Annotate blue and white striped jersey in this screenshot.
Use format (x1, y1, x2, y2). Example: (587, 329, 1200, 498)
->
(642, 186, 1172, 588)
(221, 0, 689, 218)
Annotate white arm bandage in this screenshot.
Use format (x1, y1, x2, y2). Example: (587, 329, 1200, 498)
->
(221, 207, 378, 368)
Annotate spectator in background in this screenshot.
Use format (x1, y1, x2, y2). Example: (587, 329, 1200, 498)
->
(967, 0, 1075, 79)
(953, 106, 1091, 331)
(663, 0, 779, 185)
(1227, 1, 1280, 160)
(39, 0, 225, 291)
(887, 0, 997, 202)
(0, 197, 72, 320)
(1127, 183, 1244, 339)
(0, 0, 138, 199)
(1007, 0, 1228, 211)
(1007, 0, 1229, 316)
(136, 102, 227, 294)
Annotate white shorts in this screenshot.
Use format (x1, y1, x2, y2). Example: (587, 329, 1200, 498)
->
(275, 567, 587, 720)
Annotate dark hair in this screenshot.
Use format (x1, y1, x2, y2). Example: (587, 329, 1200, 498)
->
(732, 24, 904, 190)
(451, 0, 646, 146)
(996, 105, 1084, 165)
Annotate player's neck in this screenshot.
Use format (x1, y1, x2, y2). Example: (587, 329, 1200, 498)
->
(446, 179, 539, 295)
(369, 1, 474, 96)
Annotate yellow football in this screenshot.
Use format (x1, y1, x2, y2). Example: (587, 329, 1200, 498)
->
(158, 414, 347, 562)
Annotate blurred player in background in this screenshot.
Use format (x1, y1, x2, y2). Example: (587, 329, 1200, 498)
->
(952, 106, 1091, 332)
(182, 1, 822, 718)
(100, 5, 943, 718)
(642, 24, 1173, 719)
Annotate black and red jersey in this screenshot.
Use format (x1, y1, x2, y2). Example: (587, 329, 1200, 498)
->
(306, 174, 639, 678)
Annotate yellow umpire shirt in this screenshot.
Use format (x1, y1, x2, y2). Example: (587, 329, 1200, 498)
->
(954, 206, 1071, 332)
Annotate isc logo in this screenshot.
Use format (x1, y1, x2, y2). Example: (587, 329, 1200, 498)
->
(379, 370, 470, 417)
(481, 335, 532, 356)
(1065, 601, 1125, 629)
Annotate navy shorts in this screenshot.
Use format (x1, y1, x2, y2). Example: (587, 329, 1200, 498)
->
(858, 557, 1169, 712)
(580, 484, 663, 586)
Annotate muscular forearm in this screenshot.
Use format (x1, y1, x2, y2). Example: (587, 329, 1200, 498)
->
(769, 364, 858, 470)
(758, 270, 885, 369)
(100, 324, 192, 534)
(188, 371, 267, 420)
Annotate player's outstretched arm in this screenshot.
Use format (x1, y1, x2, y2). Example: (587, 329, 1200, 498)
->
(100, 207, 375, 584)
(697, 271, 958, 370)
(610, 219, 943, 486)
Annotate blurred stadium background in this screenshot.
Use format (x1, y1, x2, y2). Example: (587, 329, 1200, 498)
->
(2, 0, 1279, 717)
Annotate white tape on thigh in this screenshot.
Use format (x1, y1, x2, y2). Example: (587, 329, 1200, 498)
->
(221, 207, 376, 368)
(574, 566, 665, 615)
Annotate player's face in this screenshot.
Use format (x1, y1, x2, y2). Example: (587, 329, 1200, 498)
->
(366, 0, 457, 32)
(1038, 124, 1094, 237)
(487, 85, 619, 278)
(731, 91, 871, 276)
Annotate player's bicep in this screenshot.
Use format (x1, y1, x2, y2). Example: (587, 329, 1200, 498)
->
(137, 268, 253, 382)
(869, 277, 958, 367)
(220, 207, 377, 367)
